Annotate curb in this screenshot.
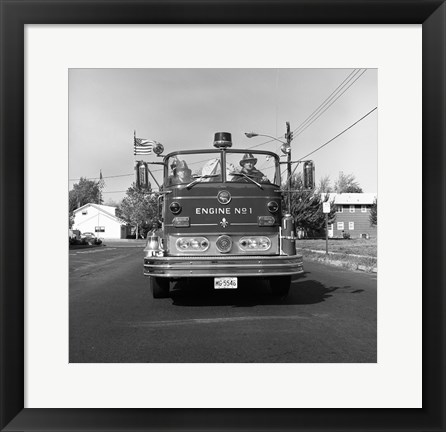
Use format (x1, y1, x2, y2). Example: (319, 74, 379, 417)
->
(357, 264, 378, 273)
(300, 251, 377, 273)
(69, 244, 103, 250)
(296, 247, 373, 259)
(101, 241, 146, 248)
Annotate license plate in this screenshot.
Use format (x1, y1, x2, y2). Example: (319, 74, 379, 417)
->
(214, 277, 238, 289)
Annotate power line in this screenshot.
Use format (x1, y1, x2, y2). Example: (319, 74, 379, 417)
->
(279, 106, 377, 184)
(292, 69, 359, 135)
(293, 69, 368, 138)
(94, 104, 376, 196)
(72, 105, 376, 185)
(69, 173, 132, 181)
(71, 71, 370, 184)
(297, 106, 377, 161)
(242, 69, 367, 152)
(281, 156, 302, 185)
(69, 168, 163, 182)
(294, 69, 368, 138)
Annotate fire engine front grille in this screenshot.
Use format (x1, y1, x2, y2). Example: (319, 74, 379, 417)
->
(143, 253, 304, 277)
(157, 254, 295, 259)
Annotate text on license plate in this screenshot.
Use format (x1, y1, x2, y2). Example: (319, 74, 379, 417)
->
(214, 277, 238, 289)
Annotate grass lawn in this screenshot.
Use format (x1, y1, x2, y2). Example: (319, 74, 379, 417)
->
(296, 238, 377, 258)
(296, 238, 377, 272)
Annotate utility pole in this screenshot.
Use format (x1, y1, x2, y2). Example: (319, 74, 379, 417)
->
(322, 201, 331, 255)
(325, 213, 329, 255)
(286, 121, 293, 211)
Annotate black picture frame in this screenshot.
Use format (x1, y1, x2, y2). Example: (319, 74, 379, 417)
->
(1, 1, 444, 431)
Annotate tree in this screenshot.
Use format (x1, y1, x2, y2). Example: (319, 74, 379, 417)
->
(317, 175, 332, 193)
(117, 184, 159, 239)
(69, 177, 104, 227)
(370, 198, 377, 226)
(104, 198, 122, 207)
(69, 177, 103, 212)
(334, 172, 363, 193)
(288, 173, 336, 237)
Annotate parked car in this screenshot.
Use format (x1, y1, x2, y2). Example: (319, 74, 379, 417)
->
(69, 229, 82, 245)
(81, 232, 102, 245)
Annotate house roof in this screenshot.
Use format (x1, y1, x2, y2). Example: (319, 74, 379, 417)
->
(95, 204, 117, 215)
(74, 203, 116, 215)
(321, 193, 377, 205)
(73, 203, 128, 225)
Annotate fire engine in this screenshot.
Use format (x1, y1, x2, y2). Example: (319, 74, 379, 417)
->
(141, 132, 313, 299)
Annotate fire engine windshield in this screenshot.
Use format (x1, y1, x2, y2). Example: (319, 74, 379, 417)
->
(166, 154, 222, 186)
(165, 151, 279, 186)
(225, 152, 279, 185)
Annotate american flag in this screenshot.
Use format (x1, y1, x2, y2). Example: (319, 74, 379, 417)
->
(134, 137, 155, 155)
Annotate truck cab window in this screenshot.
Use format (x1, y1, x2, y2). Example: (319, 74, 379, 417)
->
(226, 152, 279, 185)
(166, 154, 222, 187)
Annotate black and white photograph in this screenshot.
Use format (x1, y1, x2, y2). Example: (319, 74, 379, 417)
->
(3, 1, 444, 427)
(69, 68, 377, 363)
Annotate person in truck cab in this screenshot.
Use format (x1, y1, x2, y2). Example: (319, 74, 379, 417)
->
(168, 160, 193, 185)
(232, 153, 270, 183)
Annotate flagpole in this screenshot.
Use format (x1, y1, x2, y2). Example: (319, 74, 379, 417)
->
(133, 132, 165, 238)
(133, 130, 137, 164)
(133, 130, 138, 190)
(98, 169, 104, 204)
(133, 132, 138, 239)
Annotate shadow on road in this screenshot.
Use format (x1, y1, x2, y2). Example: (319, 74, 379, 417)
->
(170, 273, 350, 307)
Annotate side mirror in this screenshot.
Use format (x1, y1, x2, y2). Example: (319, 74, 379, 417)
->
(303, 160, 315, 190)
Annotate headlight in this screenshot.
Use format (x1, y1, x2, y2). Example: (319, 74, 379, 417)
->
(176, 237, 210, 252)
(170, 202, 182, 214)
(216, 235, 233, 253)
(267, 201, 279, 213)
(239, 236, 271, 251)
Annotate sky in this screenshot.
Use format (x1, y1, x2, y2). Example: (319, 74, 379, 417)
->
(69, 68, 377, 204)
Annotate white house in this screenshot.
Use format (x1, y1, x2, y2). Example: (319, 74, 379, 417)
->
(72, 203, 130, 239)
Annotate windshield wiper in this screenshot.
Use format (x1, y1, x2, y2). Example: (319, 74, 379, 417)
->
(230, 172, 263, 189)
(186, 174, 220, 189)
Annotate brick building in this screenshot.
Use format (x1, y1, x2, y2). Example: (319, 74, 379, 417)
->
(323, 193, 377, 239)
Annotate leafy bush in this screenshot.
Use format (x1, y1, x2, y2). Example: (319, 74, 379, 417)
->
(342, 231, 351, 240)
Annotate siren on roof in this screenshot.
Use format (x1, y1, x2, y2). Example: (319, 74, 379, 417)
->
(153, 142, 164, 156)
(213, 132, 232, 149)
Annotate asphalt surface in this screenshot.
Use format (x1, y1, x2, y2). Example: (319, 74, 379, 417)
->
(69, 245, 377, 363)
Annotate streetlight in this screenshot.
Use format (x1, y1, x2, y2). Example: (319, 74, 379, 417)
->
(244, 132, 289, 153)
(245, 132, 291, 155)
(244, 124, 293, 211)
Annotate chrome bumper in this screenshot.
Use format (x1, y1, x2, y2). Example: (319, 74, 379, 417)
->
(143, 254, 303, 278)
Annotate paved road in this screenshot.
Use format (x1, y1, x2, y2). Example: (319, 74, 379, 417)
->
(69, 246, 376, 363)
